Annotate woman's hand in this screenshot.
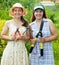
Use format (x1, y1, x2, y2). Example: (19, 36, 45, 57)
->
(9, 35, 16, 41)
(40, 37, 46, 43)
(15, 35, 22, 41)
(30, 38, 37, 45)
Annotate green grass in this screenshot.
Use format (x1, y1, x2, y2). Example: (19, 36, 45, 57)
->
(52, 40, 59, 65)
(52, 24, 59, 65)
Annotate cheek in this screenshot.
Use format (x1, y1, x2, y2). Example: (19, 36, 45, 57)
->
(34, 12, 37, 15)
(34, 13, 37, 17)
(13, 12, 23, 16)
(13, 11, 17, 15)
(41, 13, 43, 16)
(20, 12, 23, 15)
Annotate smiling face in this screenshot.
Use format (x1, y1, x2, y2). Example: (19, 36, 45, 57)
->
(12, 7, 23, 19)
(34, 9, 43, 20)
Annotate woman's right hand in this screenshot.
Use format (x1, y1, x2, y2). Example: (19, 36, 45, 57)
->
(30, 38, 37, 45)
(9, 35, 16, 41)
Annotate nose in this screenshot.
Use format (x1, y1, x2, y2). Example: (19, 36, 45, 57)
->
(37, 11, 41, 14)
(16, 10, 19, 13)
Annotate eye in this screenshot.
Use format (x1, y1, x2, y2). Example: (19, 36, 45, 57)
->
(18, 9, 22, 12)
(18, 8, 23, 12)
(40, 10, 43, 13)
(14, 9, 17, 12)
(13, 8, 23, 12)
(35, 10, 39, 12)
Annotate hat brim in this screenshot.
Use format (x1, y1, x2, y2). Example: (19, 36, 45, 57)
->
(9, 7, 27, 17)
(34, 8, 44, 11)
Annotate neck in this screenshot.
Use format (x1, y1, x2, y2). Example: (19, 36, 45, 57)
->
(36, 19, 42, 23)
(14, 18, 21, 23)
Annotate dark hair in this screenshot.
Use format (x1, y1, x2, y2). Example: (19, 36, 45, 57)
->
(21, 16, 28, 27)
(31, 8, 47, 22)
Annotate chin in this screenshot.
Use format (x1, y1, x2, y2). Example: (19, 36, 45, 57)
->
(15, 16, 21, 18)
(37, 18, 42, 20)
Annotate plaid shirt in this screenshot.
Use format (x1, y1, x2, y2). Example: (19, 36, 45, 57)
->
(30, 18, 54, 65)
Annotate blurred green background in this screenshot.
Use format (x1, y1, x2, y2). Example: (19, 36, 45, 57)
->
(0, 0, 59, 65)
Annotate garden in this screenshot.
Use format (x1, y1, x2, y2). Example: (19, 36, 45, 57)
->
(0, 0, 59, 65)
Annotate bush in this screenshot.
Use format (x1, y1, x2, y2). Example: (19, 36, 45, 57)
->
(0, 20, 7, 60)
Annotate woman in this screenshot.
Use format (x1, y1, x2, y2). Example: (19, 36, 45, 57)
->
(1, 3, 30, 65)
(30, 5, 57, 65)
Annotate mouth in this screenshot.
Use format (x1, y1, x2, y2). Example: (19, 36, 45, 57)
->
(15, 14, 22, 16)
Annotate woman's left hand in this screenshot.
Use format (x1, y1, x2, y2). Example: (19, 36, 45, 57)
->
(15, 35, 27, 41)
(40, 37, 46, 43)
(15, 35, 22, 41)
(30, 38, 37, 45)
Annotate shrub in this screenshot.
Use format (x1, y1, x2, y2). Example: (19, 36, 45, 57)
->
(0, 20, 7, 60)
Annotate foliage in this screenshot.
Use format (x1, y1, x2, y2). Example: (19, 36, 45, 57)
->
(52, 24, 59, 65)
(0, 39, 7, 61)
(45, 5, 59, 23)
(0, 0, 39, 21)
(0, 0, 37, 10)
(0, 20, 6, 33)
(0, 20, 7, 60)
(0, 1, 59, 65)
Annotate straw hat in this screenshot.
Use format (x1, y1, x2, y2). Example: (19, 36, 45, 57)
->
(9, 3, 27, 17)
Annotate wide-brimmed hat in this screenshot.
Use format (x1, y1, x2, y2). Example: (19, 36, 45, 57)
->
(34, 5, 45, 11)
(9, 3, 27, 17)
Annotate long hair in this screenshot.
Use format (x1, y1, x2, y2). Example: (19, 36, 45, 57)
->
(31, 8, 47, 22)
(21, 16, 28, 27)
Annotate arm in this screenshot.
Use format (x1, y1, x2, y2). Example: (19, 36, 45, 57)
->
(40, 20, 58, 43)
(28, 26, 37, 44)
(45, 20, 58, 42)
(1, 21, 16, 41)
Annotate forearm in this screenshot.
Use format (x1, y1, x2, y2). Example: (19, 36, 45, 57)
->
(45, 34, 58, 42)
(1, 35, 12, 41)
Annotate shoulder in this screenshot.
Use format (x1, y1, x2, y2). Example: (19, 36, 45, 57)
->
(44, 18, 54, 28)
(30, 21, 36, 26)
(4, 19, 13, 27)
(43, 18, 52, 22)
(45, 18, 53, 25)
(43, 18, 53, 26)
(5, 19, 13, 24)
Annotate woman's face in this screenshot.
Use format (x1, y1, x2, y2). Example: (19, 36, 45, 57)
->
(13, 7, 23, 18)
(34, 9, 43, 20)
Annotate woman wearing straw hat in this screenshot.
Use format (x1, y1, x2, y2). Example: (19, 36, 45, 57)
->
(1, 3, 30, 65)
(30, 5, 57, 65)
